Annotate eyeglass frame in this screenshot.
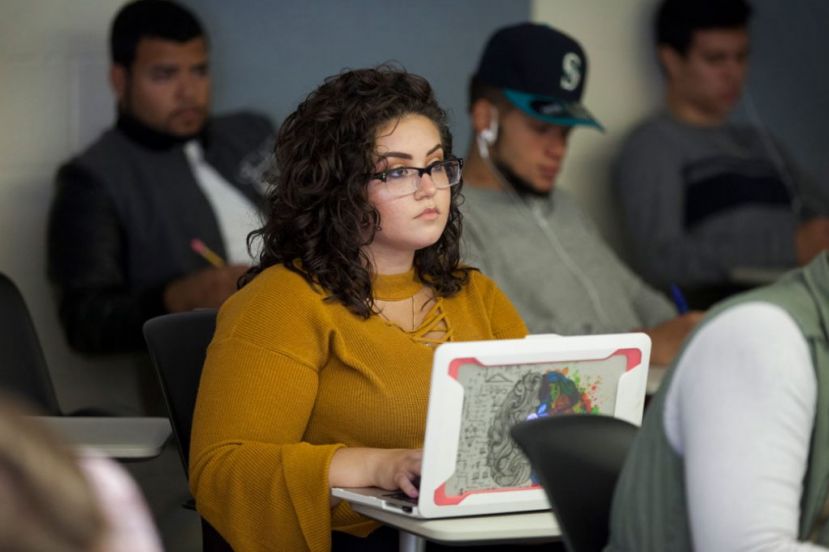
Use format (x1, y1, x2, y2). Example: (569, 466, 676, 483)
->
(369, 157, 464, 196)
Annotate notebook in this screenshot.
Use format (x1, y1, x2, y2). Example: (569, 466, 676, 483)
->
(332, 332, 651, 519)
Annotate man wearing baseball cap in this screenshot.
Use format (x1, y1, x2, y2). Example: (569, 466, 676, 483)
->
(461, 22, 701, 366)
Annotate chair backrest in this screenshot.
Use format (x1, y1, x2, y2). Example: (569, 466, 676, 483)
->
(510, 414, 638, 552)
(0, 273, 61, 415)
(143, 309, 217, 473)
(144, 309, 234, 551)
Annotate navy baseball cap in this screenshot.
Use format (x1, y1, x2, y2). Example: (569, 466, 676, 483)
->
(474, 23, 603, 130)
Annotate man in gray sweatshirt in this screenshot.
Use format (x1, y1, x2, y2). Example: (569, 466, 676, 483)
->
(615, 0, 829, 307)
(461, 22, 701, 366)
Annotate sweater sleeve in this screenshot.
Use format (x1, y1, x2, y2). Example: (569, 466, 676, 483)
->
(189, 334, 346, 552)
(665, 302, 825, 551)
(47, 163, 167, 353)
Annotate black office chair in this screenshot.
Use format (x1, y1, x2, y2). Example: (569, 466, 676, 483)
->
(510, 414, 638, 552)
(0, 272, 61, 415)
(143, 309, 232, 552)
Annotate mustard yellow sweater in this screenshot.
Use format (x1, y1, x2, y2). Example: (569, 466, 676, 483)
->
(189, 265, 527, 552)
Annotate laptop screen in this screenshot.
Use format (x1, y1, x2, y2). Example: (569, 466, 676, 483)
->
(445, 353, 627, 497)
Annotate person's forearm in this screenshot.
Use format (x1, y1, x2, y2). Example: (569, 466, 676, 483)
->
(634, 219, 797, 288)
(640, 312, 703, 366)
(329, 447, 383, 489)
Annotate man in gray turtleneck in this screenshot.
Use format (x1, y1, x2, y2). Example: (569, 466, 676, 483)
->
(48, 0, 274, 354)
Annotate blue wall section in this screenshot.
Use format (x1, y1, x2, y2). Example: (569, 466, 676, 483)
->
(736, 1, 829, 191)
(184, 0, 530, 154)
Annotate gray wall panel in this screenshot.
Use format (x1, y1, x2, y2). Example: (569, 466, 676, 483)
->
(736, 0, 829, 191)
(184, 0, 531, 153)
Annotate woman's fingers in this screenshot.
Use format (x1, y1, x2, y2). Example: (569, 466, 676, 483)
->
(387, 449, 423, 497)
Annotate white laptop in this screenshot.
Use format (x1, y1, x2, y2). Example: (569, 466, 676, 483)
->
(332, 332, 651, 519)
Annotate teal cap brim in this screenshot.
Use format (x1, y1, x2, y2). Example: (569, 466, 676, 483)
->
(503, 89, 604, 131)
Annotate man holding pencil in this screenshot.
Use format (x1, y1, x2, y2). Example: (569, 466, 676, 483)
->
(47, 0, 274, 354)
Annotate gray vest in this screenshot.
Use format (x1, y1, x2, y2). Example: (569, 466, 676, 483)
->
(69, 112, 270, 289)
(607, 253, 829, 551)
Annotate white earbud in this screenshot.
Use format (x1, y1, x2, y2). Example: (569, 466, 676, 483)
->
(476, 109, 499, 159)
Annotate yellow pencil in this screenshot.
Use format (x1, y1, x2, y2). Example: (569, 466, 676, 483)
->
(190, 238, 225, 267)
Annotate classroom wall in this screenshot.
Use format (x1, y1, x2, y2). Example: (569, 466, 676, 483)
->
(532, 0, 661, 256)
(735, 1, 829, 187)
(181, 0, 531, 156)
(0, 0, 148, 415)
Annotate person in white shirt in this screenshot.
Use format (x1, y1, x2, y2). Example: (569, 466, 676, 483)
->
(608, 252, 829, 551)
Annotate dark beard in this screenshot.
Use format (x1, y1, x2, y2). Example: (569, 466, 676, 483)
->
(492, 159, 551, 199)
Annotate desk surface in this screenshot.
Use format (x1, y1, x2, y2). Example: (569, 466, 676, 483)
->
(38, 416, 171, 460)
(351, 503, 560, 545)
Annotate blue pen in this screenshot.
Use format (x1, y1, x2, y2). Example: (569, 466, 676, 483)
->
(670, 284, 689, 314)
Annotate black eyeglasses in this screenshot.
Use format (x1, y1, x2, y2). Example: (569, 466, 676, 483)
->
(371, 158, 463, 197)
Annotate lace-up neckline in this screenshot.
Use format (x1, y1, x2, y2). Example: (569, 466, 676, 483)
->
(373, 269, 452, 346)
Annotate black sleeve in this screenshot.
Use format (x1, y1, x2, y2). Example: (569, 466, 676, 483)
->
(47, 164, 167, 354)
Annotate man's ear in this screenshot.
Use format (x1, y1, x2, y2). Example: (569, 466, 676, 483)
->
(658, 45, 683, 81)
(109, 64, 128, 104)
(471, 99, 496, 135)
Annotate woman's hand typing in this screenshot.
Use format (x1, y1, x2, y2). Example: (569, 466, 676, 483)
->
(329, 447, 423, 501)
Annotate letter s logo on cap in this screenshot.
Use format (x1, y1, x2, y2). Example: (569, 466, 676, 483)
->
(560, 52, 582, 91)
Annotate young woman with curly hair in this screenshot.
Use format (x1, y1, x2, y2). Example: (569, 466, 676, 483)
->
(189, 66, 527, 551)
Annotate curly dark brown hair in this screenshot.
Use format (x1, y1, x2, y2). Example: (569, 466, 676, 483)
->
(243, 66, 471, 317)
